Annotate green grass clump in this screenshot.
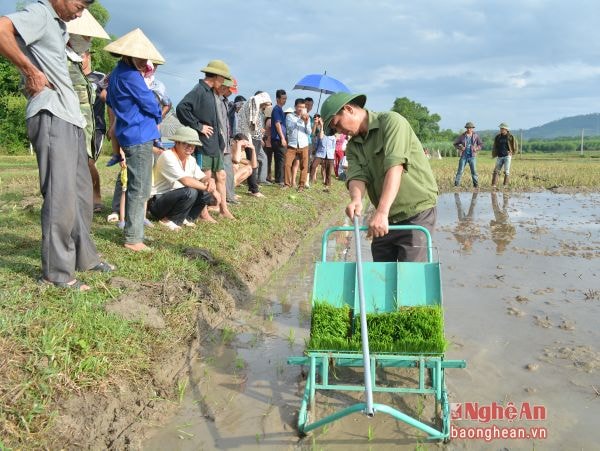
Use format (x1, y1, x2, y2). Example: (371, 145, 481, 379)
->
(308, 304, 446, 354)
(307, 302, 351, 350)
(351, 307, 447, 354)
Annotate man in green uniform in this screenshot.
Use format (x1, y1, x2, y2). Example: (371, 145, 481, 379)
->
(321, 93, 438, 262)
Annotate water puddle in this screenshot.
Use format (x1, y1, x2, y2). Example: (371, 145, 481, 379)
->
(144, 192, 600, 450)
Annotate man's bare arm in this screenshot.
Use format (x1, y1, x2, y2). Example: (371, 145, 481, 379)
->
(0, 17, 50, 96)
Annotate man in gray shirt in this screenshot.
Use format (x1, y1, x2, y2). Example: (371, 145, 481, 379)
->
(0, 0, 112, 291)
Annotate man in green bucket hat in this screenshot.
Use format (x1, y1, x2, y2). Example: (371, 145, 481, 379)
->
(320, 92, 438, 262)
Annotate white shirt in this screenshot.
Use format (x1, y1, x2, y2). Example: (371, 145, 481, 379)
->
(286, 113, 311, 148)
(152, 149, 204, 195)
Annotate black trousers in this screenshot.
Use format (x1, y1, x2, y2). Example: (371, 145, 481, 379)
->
(263, 146, 273, 181)
(272, 141, 286, 184)
(244, 148, 260, 193)
(371, 207, 437, 262)
(148, 187, 211, 225)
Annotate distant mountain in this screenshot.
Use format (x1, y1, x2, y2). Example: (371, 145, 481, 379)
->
(523, 113, 600, 139)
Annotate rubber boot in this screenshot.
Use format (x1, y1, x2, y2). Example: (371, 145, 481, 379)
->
(491, 172, 498, 189)
(503, 174, 510, 187)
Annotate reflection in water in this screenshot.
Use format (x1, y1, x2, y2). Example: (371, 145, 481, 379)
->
(452, 192, 480, 253)
(490, 192, 516, 254)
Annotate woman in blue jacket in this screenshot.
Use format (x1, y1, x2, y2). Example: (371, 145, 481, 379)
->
(105, 29, 163, 251)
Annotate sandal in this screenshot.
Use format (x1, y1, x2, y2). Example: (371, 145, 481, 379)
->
(89, 261, 115, 272)
(124, 242, 153, 252)
(106, 154, 122, 167)
(38, 278, 91, 291)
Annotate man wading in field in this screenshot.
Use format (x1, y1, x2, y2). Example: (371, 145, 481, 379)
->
(0, 0, 113, 291)
(491, 122, 518, 189)
(453, 121, 482, 189)
(321, 92, 438, 262)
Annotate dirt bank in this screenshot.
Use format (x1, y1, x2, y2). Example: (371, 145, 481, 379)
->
(47, 210, 343, 450)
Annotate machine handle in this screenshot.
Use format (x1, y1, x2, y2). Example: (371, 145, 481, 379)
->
(321, 224, 433, 263)
(353, 216, 375, 417)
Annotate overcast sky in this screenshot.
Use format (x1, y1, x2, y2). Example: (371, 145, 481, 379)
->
(4, 0, 600, 131)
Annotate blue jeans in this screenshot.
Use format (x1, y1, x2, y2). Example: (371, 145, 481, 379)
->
(123, 141, 154, 245)
(494, 156, 512, 175)
(454, 156, 479, 187)
(252, 138, 268, 183)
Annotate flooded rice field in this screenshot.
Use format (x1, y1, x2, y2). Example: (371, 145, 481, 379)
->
(144, 192, 599, 450)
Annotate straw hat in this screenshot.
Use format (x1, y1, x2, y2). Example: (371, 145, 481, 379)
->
(200, 60, 231, 79)
(498, 122, 510, 130)
(66, 9, 110, 39)
(284, 107, 294, 114)
(103, 28, 165, 64)
(166, 126, 202, 146)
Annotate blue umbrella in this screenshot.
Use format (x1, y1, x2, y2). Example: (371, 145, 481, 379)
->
(293, 71, 351, 111)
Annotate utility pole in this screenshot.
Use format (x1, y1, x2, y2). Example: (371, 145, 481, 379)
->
(520, 129, 523, 158)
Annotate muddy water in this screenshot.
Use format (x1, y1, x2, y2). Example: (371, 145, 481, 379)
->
(144, 192, 600, 450)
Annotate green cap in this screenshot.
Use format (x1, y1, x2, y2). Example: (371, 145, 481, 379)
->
(320, 92, 367, 135)
(498, 122, 510, 130)
(166, 126, 202, 146)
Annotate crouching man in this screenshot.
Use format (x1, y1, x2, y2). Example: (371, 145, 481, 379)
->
(149, 126, 220, 229)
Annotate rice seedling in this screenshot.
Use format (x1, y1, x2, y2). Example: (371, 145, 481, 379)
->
(307, 302, 352, 350)
(234, 356, 246, 371)
(287, 328, 296, 347)
(367, 424, 374, 441)
(221, 327, 236, 345)
(176, 379, 188, 404)
(308, 302, 446, 353)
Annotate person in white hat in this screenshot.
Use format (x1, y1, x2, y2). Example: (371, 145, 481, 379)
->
(236, 91, 272, 189)
(491, 122, 518, 189)
(149, 126, 220, 229)
(105, 29, 164, 251)
(0, 0, 111, 291)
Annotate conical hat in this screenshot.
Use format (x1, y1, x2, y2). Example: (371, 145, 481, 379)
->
(66, 9, 110, 39)
(103, 28, 165, 64)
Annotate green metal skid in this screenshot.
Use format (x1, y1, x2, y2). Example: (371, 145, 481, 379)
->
(287, 225, 466, 439)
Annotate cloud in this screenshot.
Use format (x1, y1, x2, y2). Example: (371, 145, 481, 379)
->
(281, 33, 318, 43)
(64, 0, 600, 130)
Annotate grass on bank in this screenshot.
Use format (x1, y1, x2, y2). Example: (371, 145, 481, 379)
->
(0, 154, 346, 447)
